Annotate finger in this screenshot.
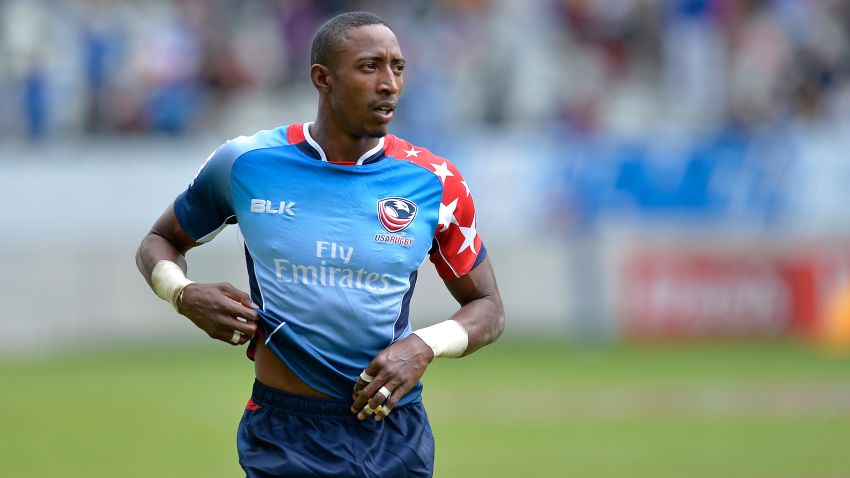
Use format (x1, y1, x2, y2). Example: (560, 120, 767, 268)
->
(224, 316, 258, 337)
(209, 314, 256, 340)
(211, 328, 248, 346)
(224, 283, 259, 309)
(352, 378, 382, 414)
(382, 380, 416, 418)
(374, 404, 392, 421)
(352, 370, 372, 399)
(220, 284, 260, 314)
(224, 329, 252, 346)
(238, 306, 259, 322)
(237, 330, 252, 345)
(229, 329, 243, 345)
(221, 296, 259, 322)
(368, 385, 392, 410)
(351, 365, 382, 411)
(352, 384, 375, 413)
(371, 385, 397, 422)
(352, 376, 383, 408)
(357, 383, 395, 421)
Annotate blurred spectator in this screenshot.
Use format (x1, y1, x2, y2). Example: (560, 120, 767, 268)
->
(0, 0, 847, 139)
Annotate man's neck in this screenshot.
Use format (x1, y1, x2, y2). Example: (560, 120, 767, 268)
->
(308, 121, 381, 164)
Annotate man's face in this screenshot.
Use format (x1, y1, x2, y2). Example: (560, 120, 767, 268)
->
(326, 24, 405, 138)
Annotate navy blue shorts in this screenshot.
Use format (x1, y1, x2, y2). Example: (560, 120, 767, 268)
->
(237, 380, 435, 478)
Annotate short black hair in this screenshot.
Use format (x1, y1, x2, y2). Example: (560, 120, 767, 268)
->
(310, 11, 389, 66)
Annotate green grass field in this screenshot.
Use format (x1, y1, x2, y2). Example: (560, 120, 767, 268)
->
(2, 340, 849, 477)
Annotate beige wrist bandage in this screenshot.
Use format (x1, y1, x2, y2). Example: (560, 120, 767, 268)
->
(412, 320, 468, 358)
(151, 260, 194, 311)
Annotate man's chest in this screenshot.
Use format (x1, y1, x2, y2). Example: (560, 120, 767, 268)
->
(230, 163, 441, 276)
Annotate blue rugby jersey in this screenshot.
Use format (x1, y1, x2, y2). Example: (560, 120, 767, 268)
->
(174, 123, 486, 406)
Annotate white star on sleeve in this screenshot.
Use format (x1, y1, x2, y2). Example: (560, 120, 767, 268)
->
(457, 217, 477, 255)
(431, 162, 454, 183)
(461, 180, 470, 196)
(438, 198, 459, 232)
(404, 147, 421, 157)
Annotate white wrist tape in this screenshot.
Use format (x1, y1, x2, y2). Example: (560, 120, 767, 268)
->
(151, 260, 193, 310)
(412, 320, 468, 358)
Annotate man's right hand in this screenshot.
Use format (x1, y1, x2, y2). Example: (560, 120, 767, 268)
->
(177, 282, 259, 346)
(136, 206, 258, 346)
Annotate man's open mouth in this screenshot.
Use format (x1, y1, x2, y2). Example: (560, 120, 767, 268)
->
(373, 102, 396, 119)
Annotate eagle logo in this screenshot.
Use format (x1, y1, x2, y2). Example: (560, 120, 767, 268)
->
(377, 197, 418, 233)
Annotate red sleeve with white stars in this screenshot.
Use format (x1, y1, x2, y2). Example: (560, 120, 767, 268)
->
(385, 136, 485, 280)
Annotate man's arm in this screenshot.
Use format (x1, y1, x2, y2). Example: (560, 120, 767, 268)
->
(350, 256, 505, 420)
(439, 257, 505, 355)
(136, 204, 258, 345)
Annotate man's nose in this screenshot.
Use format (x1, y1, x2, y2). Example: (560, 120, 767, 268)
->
(378, 67, 400, 95)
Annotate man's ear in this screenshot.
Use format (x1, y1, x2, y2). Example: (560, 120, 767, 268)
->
(311, 64, 332, 93)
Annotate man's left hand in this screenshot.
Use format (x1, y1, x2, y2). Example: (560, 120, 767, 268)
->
(351, 334, 434, 421)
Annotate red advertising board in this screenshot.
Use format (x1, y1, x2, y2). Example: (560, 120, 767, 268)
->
(622, 246, 850, 339)
(623, 251, 791, 338)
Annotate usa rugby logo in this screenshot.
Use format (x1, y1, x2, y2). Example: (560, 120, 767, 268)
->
(377, 197, 417, 233)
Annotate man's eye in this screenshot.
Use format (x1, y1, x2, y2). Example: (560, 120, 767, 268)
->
(394, 64, 405, 72)
(363, 63, 377, 70)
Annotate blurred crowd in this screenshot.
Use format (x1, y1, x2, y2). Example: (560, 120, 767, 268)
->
(3, 0, 850, 232)
(554, 0, 850, 136)
(1, 0, 848, 139)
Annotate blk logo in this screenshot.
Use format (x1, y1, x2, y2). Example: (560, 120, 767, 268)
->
(377, 197, 417, 233)
(251, 199, 295, 216)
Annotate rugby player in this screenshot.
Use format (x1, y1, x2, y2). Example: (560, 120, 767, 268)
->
(135, 11, 504, 477)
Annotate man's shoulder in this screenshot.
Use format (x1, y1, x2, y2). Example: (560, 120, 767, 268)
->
(384, 134, 468, 184)
(216, 125, 294, 161)
(384, 134, 456, 171)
